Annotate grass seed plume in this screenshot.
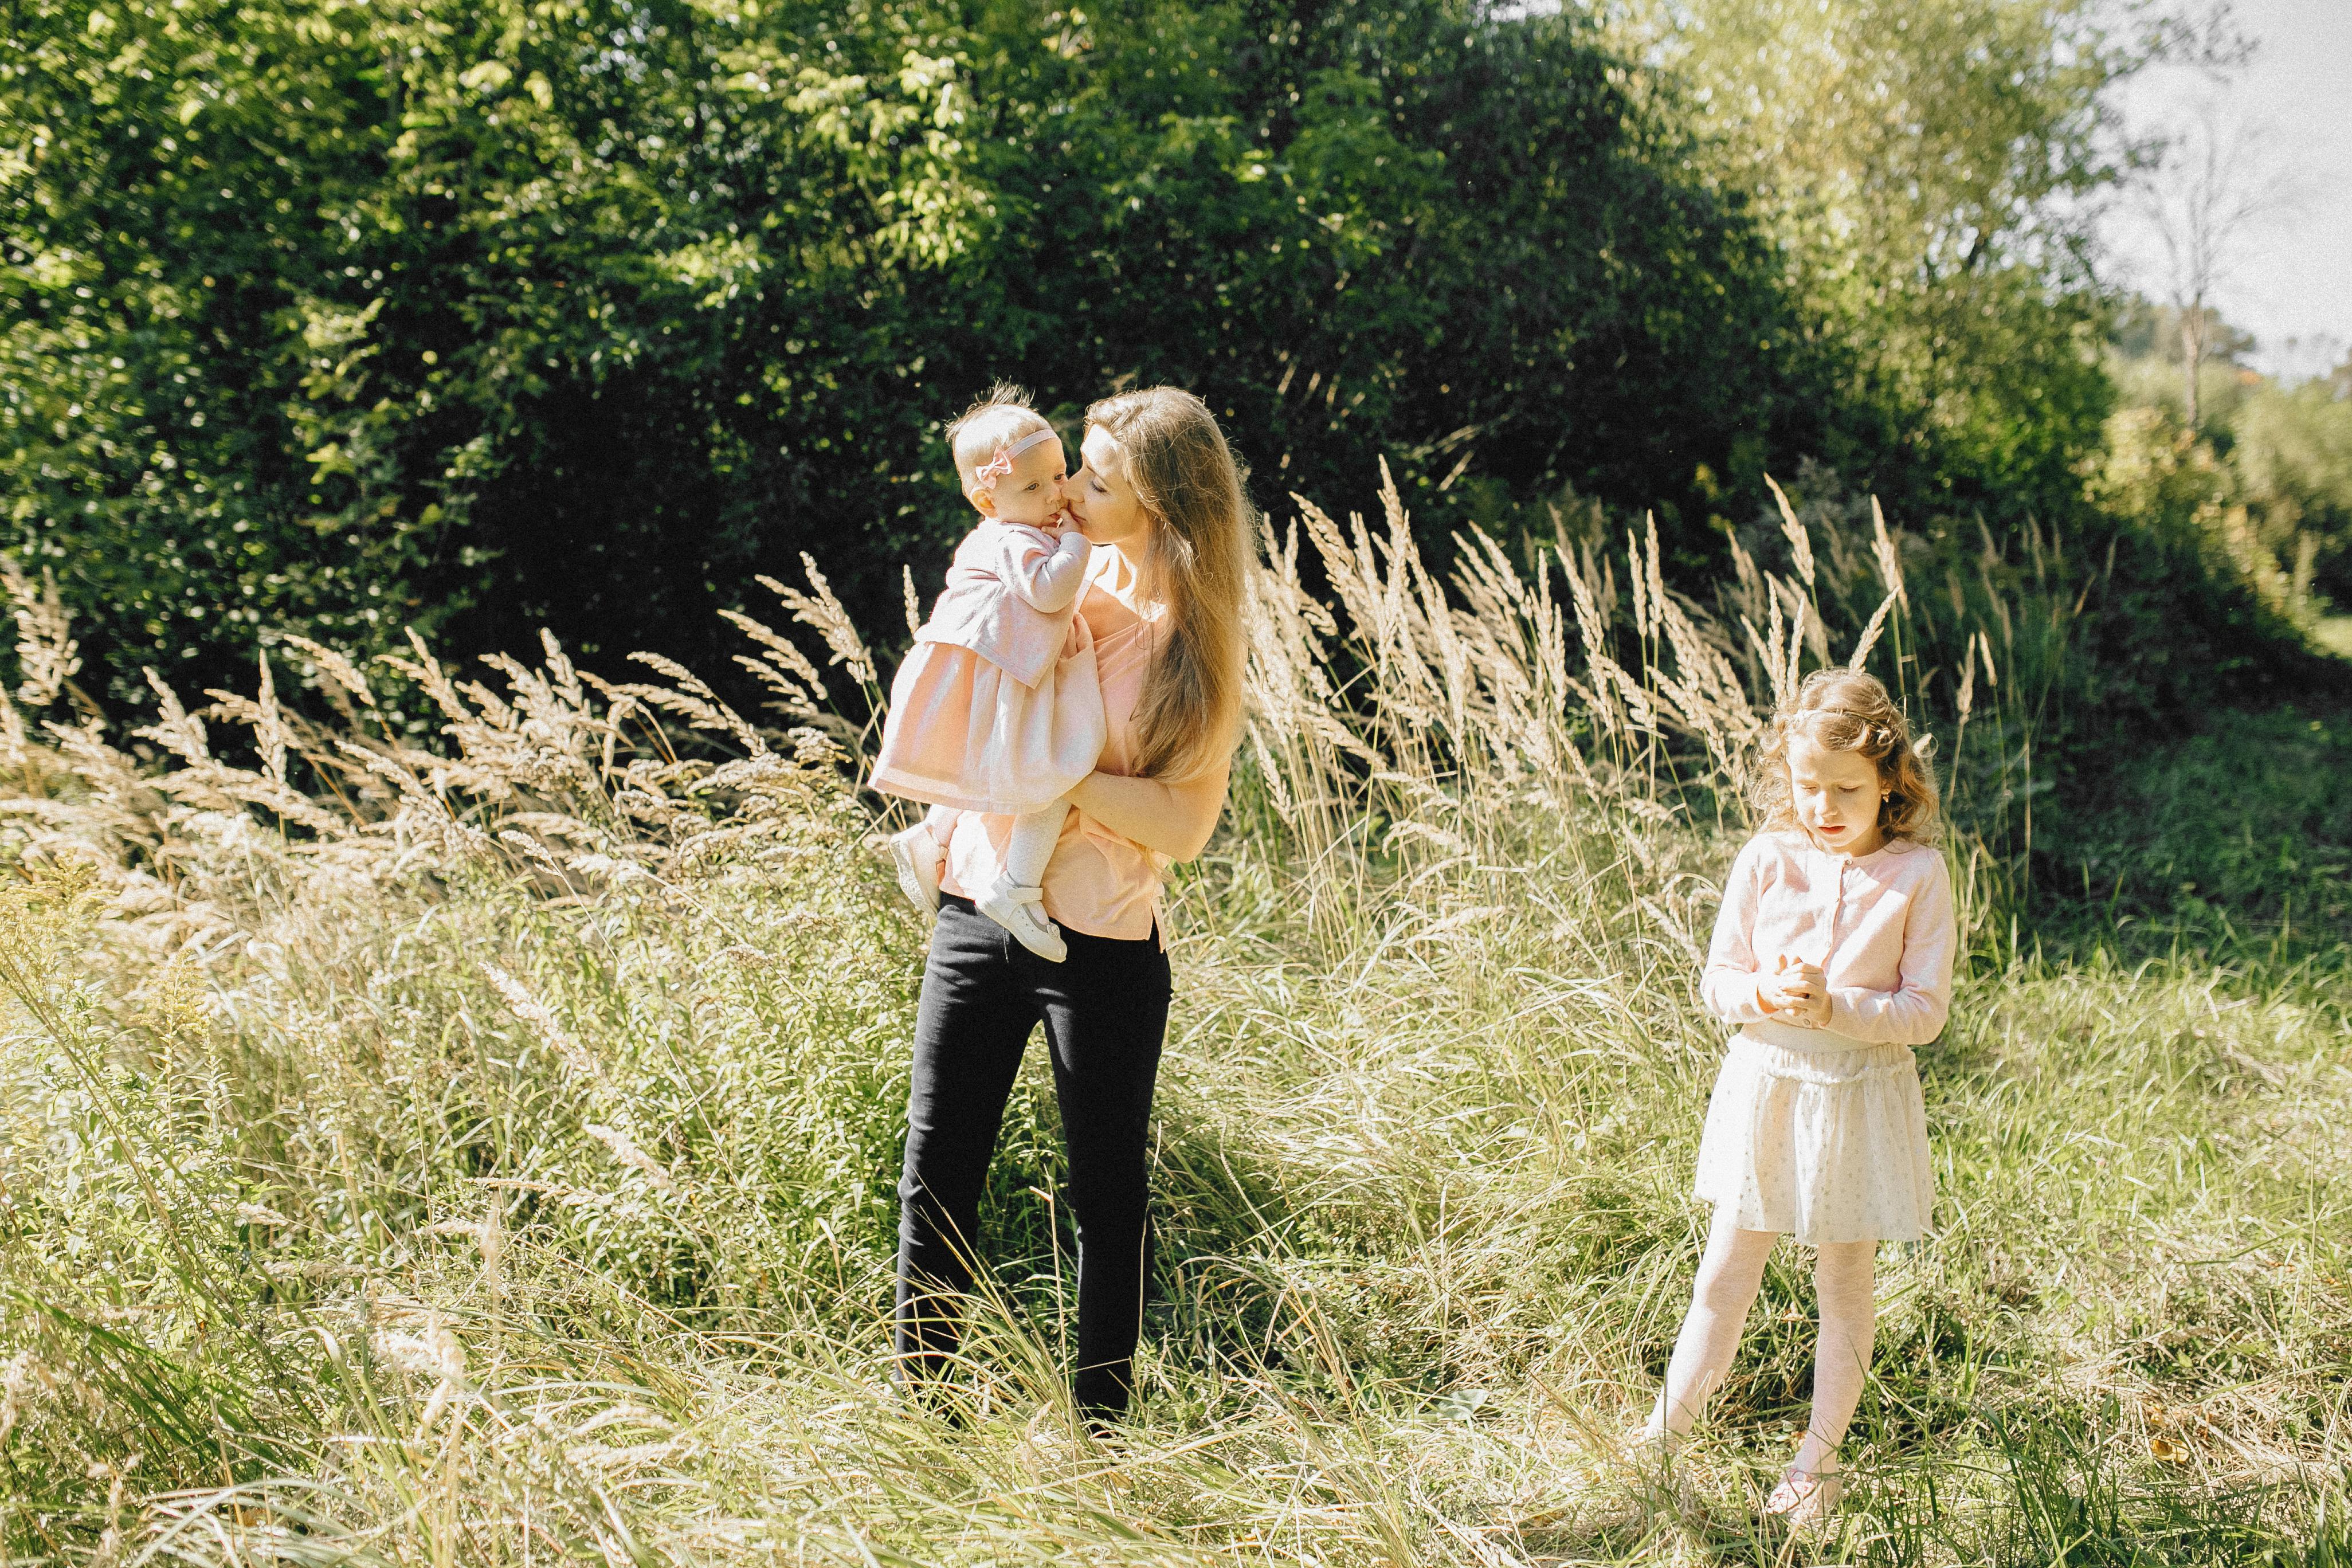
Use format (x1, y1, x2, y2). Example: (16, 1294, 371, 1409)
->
(0, 474, 2344, 1563)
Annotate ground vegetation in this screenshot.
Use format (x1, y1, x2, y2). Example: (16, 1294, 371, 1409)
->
(0, 472, 2344, 1562)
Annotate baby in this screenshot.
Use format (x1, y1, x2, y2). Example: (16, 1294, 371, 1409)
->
(867, 387, 1108, 961)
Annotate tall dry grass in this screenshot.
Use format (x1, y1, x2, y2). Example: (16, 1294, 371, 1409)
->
(0, 477, 2344, 1563)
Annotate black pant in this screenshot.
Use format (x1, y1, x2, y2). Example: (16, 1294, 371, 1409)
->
(894, 895, 1172, 1419)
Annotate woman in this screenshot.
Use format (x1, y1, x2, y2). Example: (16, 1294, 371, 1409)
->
(892, 385, 1252, 1424)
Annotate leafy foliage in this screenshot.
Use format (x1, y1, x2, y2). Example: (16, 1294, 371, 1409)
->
(2226, 379, 2352, 607)
(5, 0, 1857, 705)
(1601, 0, 2164, 521)
(3, 0, 999, 701)
(2103, 327, 2352, 632)
(1, 0, 443, 696)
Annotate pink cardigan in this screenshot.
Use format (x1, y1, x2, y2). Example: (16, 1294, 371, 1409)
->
(1702, 832, 1957, 1049)
(916, 520, 1095, 688)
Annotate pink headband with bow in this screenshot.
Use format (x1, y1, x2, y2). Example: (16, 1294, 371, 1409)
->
(971, 426, 1056, 489)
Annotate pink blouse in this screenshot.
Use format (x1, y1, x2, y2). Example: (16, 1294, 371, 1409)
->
(1701, 832, 1957, 1049)
(939, 546, 1171, 941)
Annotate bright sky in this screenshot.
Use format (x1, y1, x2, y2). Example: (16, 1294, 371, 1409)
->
(2101, 0, 2352, 382)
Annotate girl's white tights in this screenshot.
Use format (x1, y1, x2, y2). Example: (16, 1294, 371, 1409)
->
(1003, 795, 1072, 889)
(1651, 1214, 1877, 1474)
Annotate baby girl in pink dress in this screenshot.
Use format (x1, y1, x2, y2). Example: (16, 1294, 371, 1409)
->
(868, 388, 1108, 961)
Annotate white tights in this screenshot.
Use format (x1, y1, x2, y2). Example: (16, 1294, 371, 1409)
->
(1649, 1213, 1877, 1474)
(1004, 795, 1072, 889)
(924, 795, 1072, 892)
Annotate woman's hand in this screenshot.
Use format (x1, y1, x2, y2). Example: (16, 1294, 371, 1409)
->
(1757, 955, 1830, 1027)
(1066, 757, 1233, 863)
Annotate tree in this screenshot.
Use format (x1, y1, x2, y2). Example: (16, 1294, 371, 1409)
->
(1, 0, 1012, 700)
(0, 0, 428, 697)
(2133, 99, 2292, 430)
(1593, 0, 2178, 519)
(5, 0, 1861, 705)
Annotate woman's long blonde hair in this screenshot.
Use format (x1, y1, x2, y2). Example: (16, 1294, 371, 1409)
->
(1753, 668, 1942, 844)
(1086, 387, 1252, 783)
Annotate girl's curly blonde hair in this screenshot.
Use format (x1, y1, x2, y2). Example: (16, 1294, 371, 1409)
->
(1753, 668, 1942, 844)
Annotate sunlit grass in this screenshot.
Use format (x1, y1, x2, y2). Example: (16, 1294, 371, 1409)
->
(0, 478, 2346, 1563)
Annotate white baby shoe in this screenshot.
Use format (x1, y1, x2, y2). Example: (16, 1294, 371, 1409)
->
(889, 823, 944, 916)
(978, 877, 1066, 962)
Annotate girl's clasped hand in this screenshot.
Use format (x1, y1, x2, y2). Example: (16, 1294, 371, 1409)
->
(1755, 953, 1830, 1027)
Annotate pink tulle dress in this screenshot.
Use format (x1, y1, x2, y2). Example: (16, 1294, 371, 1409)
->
(868, 519, 1108, 817)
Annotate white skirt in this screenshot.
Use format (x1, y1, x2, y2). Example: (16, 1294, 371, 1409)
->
(1692, 1030, 1934, 1244)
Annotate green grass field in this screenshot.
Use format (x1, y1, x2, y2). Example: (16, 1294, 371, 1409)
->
(1, 504, 2346, 1564)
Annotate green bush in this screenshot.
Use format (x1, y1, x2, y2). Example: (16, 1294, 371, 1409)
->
(2232, 378, 2352, 608)
(4, 0, 1860, 707)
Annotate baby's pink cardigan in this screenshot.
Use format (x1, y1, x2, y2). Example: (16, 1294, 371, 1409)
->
(1701, 831, 1958, 1048)
(917, 519, 1094, 688)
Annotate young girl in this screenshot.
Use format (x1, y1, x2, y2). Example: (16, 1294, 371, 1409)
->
(1640, 668, 1957, 1526)
(869, 387, 1107, 961)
